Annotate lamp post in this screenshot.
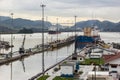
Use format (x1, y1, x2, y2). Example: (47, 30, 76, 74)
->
(10, 13, 14, 57)
(0, 16, 1, 41)
(74, 16, 77, 36)
(56, 18, 58, 41)
(40, 4, 46, 75)
(94, 64, 96, 80)
(56, 18, 59, 63)
(73, 15, 77, 60)
(10, 12, 14, 80)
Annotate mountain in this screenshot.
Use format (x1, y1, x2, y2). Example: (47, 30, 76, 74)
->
(114, 22, 120, 32)
(1, 18, 52, 29)
(0, 16, 120, 33)
(0, 16, 11, 21)
(0, 16, 53, 33)
(72, 20, 120, 32)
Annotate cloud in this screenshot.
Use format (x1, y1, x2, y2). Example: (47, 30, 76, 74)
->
(0, 0, 120, 11)
(51, 0, 120, 7)
(0, 0, 120, 22)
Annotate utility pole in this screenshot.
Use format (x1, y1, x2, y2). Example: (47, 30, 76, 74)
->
(40, 4, 46, 75)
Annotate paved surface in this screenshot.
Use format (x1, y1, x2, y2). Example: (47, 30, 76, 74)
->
(79, 65, 94, 80)
(46, 74, 56, 80)
(46, 70, 60, 80)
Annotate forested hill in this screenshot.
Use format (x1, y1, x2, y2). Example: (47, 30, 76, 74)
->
(0, 16, 120, 33)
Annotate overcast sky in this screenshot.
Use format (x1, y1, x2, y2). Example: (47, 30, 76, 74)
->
(0, 0, 120, 23)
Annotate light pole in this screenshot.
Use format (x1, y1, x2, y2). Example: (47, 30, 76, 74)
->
(74, 16, 77, 36)
(56, 18, 58, 63)
(40, 4, 46, 75)
(73, 15, 77, 60)
(56, 18, 58, 41)
(0, 15, 1, 41)
(10, 12, 14, 80)
(94, 64, 96, 80)
(10, 13, 14, 57)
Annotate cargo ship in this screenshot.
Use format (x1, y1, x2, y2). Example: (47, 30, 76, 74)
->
(83, 26, 100, 40)
(75, 26, 101, 49)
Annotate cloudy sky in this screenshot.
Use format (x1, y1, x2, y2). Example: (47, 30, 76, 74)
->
(0, 0, 120, 23)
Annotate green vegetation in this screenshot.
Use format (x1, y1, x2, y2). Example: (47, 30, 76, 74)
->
(63, 61, 67, 64)
(53, 76, 74, 80)
(81, 58, 104, 65)
(37, 75, 49, 80)
(79, 71, 83, 74)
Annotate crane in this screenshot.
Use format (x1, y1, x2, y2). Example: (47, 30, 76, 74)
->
(19, 35, 26, 54)
(19, 34, 26, 72)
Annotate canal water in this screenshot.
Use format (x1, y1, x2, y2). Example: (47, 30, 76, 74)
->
(0, 32, 120, 80)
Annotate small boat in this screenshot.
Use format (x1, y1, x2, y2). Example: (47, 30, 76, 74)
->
(48, 26, 61, 34)
(48, 30, 61, 34)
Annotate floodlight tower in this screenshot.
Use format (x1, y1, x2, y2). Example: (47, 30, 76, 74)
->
(40, 4, 46, 75)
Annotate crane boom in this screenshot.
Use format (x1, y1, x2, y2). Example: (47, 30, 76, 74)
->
(19, 35, 26, 54)
(22, 35, 26, 48)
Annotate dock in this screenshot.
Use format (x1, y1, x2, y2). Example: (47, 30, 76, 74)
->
(0, 36, 75, 66)
(49, 36, 75, 50)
